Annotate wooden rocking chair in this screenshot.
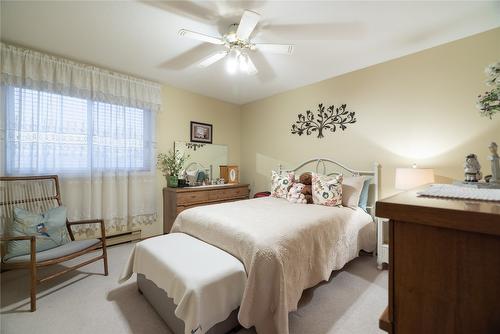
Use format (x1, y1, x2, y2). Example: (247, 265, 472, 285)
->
(0, 175, 108, 311)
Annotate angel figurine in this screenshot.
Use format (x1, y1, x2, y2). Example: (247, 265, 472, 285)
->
(464, 153, 482, 182)
(488, 142, 500, 184)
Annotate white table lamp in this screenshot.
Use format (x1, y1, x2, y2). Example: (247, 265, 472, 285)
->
(395, 164, 435, 190)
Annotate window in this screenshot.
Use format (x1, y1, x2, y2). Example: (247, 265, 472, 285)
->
(4, 86, 153, 174)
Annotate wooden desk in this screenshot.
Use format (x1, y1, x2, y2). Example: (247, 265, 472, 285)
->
(376, 188, 500, 334)
(163, 184, 250, 233)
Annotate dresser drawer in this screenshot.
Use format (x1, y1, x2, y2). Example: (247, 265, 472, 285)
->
(208, 187, 248, 201)
(164, 184, 250, 234)
(225, 187, 249, 198)
(177, 191, 209, 205)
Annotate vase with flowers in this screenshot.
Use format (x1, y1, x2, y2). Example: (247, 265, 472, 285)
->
(157, 149, 189, 188)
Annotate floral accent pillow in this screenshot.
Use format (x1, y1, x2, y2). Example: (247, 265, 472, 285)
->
(271, 170, 295, 199)
(312, 172, 343, 206)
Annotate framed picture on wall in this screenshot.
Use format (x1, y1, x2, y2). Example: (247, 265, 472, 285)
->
(190, 121, 213, 144)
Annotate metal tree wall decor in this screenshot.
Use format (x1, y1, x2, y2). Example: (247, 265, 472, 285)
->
(290, 103, 356, 139)
(185, 142, 205, 151)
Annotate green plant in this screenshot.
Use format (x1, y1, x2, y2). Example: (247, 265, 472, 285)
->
(477, 61, 500, 119)
(157, 150, 189, 177)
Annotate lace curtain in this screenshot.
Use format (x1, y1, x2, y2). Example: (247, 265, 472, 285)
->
(1, 43, 162, 112)
(0, 43, 161, 238)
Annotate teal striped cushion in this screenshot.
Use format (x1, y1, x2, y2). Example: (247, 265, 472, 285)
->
(358, 178, 372, 211)
(4, 206, 71, 261)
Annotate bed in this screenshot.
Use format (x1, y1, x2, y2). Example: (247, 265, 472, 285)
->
(120, 158, 380, 334)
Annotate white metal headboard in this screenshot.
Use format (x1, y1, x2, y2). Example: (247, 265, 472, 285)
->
(278, 158, 380, 217)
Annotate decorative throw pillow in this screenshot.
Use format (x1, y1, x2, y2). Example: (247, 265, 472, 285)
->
(358, 177, 372, 211)
(4, 206, 71, 260)
(312, 172, 343, 207)
(286, 183, 307, 204)
(342, 176, 369, 208)
(271, 170, 295, 199)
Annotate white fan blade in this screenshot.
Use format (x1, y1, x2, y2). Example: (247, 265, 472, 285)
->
(236, 10, 261, 40)
(254, 43, 294, 55)
(245, 55, 258, 75)
(178, 29, 224, 45)
(198, 51, 228, 68)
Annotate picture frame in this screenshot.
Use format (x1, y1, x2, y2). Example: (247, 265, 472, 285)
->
(190, 121, 213, 144)
(220, 165, 239, 184)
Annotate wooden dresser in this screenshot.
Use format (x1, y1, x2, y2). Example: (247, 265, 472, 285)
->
(376, 188, 500, 334)
(163, 184, 250, 233)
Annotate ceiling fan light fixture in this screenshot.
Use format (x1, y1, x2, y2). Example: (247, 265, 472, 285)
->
(225, 24, 239, 43)
(179, 9, 290, 75)
(226, 51, 258, 75)
(226, 50, 239, 74)
(238, 52, 249, 72)
(225, 32, 237, 43)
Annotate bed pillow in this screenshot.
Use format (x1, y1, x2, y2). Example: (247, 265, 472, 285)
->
(271, 170, 295, 199)
(4, 206, 71, 261)
(312, 172, 343, 207)
(342, 176, 369, 208)
(358, 177, 372, 211)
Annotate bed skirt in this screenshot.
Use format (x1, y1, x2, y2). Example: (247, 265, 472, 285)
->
(137, 274, 241, 334)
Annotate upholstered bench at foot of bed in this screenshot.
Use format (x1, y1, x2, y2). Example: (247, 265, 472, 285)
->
(120, 233, 247, 334)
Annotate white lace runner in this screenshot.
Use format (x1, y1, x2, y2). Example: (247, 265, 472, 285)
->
(418, 184, 500, 202)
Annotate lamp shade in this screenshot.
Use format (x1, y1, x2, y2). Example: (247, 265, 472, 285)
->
(395, 167, 435, 190)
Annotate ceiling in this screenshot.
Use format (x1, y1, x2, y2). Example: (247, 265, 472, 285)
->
(1, 1, 499, 105)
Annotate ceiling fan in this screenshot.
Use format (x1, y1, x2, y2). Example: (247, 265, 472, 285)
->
(178, 10, 294, 75)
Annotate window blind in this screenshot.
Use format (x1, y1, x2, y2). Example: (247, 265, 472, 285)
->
(4, 86, 153, 174)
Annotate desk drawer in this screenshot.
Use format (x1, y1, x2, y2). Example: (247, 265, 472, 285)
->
(177, 191, 209, 205)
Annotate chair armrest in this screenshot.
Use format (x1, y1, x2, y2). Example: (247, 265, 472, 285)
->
(67, 219, 103, 226)
(0, 235, 36, 242)
(67, 219, 107, 239)
(0, 235, 36, 263)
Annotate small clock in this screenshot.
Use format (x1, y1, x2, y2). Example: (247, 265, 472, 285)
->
(220, 165, 239, 184)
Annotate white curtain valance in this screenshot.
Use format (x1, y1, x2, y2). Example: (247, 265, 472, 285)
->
(0, 43, 162, 112)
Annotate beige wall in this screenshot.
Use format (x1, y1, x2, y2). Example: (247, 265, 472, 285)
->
(145, 28, 500, 237)
(143, 85, 241, 237)
(240, 28, 500, 199)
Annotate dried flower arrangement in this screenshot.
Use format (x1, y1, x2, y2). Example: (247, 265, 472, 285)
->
(477, 61, 499, 119)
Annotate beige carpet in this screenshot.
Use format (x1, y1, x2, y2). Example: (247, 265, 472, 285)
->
(1, 242, 387, 334)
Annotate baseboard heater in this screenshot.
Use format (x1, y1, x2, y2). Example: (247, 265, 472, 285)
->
(105, 229, 141, 246)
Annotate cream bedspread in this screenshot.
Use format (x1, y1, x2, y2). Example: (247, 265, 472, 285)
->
(171, 197, 375, 334)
